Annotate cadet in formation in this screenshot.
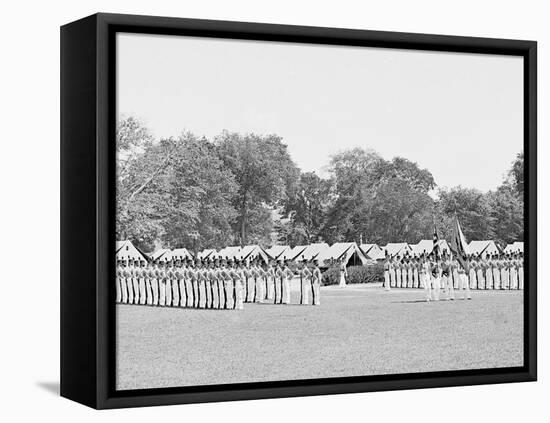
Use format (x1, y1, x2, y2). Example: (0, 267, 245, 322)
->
(115, 254, 324, 308)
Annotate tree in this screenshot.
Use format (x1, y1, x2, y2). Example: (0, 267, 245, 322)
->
(215, 131, 299, 245)
(282, 172, 332, 244)
(321, 148, 436, 244)
(435, 186, 494, 242)
(506, 151, 524, 198)
(487, 186, 524, 246)
(161, 133, 239, 252)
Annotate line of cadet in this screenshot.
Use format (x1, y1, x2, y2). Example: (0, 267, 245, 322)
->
(115, 256, 323, 310)
(383, 250, 524, 301)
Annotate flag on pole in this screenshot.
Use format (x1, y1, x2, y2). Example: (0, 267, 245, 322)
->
(449, 215, 470, 272)
(432, 217, 440, 259)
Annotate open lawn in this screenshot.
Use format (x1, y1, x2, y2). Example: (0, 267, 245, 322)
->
(116, 282, 523, 390)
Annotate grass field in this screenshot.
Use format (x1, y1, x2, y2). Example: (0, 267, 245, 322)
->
(116, 281, 524, 390)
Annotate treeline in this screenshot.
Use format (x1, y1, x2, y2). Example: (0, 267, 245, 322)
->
(116, 117, 524, 253)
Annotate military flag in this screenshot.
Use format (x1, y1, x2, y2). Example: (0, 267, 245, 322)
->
(449, 215, 470, 272)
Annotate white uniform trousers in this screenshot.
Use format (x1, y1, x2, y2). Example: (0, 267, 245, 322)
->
(300, 277, 310, 303)
(452, 269, 459, 290)
(389, 269, 396, 288)
(413, 269, 419, 288)
(234, 280, 243, 310)
(171, 280, 179, 306)
(178, 279, 186, 307)
(458, 273, 471, 299)
(145, 279, 153, 305)
(132, 278, 140, 304)
(126, 278, 134, 303)
(151, 278, 159, 306)
(311, 279, 321, 305)
(283, 278, 291, 304)
(468, 269, 476, 289)
(442, 274, 455, 300)
(384, 270, 391, 291)
(493, 268, 501, 290)
(198, 279, 206, 308)
(476, 269, 485, 290)
(407, 269, 413, 288)
(501, 269, 509, 289)
(421, 273, 431, 301)
(217, 279, 225, 309)
(165, 279, 172, 306)
(158, 280, 166, 306)
(396, 269, 402, 288)
(402, 270, 407, 288)
(485, 269, 493, 290)
(432, 275, 441, 301)
(139, 278, 146, 305)
(510, 268, 518, 289)
(116, 278, 122, 303)
(224, 279, 234, 309)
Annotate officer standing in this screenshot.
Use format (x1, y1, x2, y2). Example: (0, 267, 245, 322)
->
(485, 253, 493, 290)
(441, 252, 455, 300)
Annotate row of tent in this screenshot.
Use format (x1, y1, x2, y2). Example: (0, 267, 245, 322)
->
(116, 239, 524, 268)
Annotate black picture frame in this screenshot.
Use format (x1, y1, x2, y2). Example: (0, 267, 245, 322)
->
(60, 12, 537, 409)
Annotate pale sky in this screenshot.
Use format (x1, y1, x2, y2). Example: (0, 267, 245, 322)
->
(117, 33, 523, 192)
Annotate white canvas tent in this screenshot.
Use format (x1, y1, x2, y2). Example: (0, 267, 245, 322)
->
(504, 241, 524, 253)
(468, 240, 500, 256)
(150, 248, 170, 261)
(281, 245, 307, 261)
(291, 243, 329, 261)
(316, 242, 369, 267)
(383, 243, 413, 257)
(265, 245, 290, 260)
(198, 249, 217, 259)
(217, 246, 242, 260)
(411, 239, 452, 256)
(169, 248, 194, 260)
(361, 244, 385, 260)
(116, 240, 148, 262)
(239, 244, 272, 264)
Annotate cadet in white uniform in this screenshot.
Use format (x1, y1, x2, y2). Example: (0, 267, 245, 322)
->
(441, 253, 455, 300)
(485, 254, 493, 290)
(389, 256, 396, 288)
(383, 253, 391, 291)
(492, 254, 501, 290)
(282, 260, 293, 304)
(338, 258, 347, 287)
(115, 259, 122, 303)
(420, 254, 431, 301)
(274, 260, 284, 304)
(266, 260, 276, 301)
(430, 254, 441, 301)
(299, 257, 312, 303)
(138, 259, 147, 305)
(456, 259, 471, 300)
(310, 259, 322, 305)
(395, 258, 402, 288)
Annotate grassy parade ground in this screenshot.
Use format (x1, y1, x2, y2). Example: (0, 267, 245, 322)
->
(116, 282, 524, 390)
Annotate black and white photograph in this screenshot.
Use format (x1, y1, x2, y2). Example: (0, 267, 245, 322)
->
(114, 31, 526, 391)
